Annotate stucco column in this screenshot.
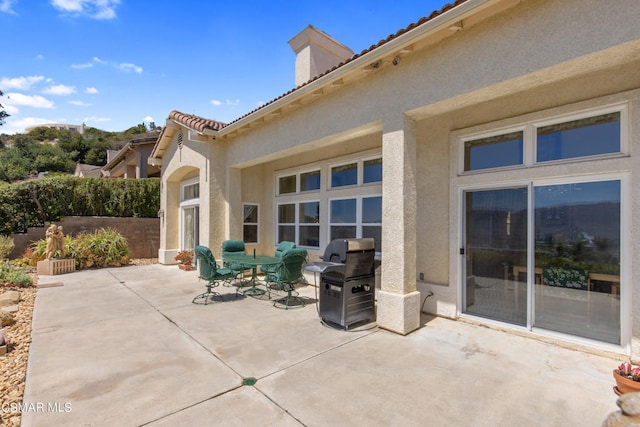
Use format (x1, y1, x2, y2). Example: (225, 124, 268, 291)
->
(377, 117, 421, 335)
(224, 167, 242, 242)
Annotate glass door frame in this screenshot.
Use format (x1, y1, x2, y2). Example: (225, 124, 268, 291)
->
(458, 172, 630, 351)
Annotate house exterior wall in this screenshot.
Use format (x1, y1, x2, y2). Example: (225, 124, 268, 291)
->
(156, 0, 640, 357)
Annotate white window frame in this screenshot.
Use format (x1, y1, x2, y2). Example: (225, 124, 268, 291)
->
(276, 200, 320, 249)
(179, 177, 200, 252)
(276, 168, 321, 195)
(181, 177, 200, 202)
(361, 156, 383, 185)
(459, 103, 628, 175)
(329, 194, 382, 254)
(242, 203, 259, 244)
(329, 161, 359, 189)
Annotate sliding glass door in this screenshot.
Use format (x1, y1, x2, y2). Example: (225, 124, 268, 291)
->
(464, 187, 528, 325)
(534, 180, 620, 344)
(463, 179, 621, 344)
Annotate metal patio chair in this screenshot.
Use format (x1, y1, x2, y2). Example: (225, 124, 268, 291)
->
(192, 246, 236, 304)
(260, 241, 296, 275)
(265, 248, 308, 309)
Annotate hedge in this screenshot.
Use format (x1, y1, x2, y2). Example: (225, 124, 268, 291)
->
(0, 177, 160, 235)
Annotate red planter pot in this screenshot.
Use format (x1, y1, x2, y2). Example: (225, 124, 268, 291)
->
(178, 263, 193, 271)
(613, 369, 640, 395)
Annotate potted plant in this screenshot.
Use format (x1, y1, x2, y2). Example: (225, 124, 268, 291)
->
(175, 251, 194, 271)
(613, 362, 640, 395)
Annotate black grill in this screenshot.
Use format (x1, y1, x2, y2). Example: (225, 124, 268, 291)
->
(310, 238, 376, 329)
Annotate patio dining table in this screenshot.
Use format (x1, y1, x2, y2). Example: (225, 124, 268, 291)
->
(223, 253, 281, 297)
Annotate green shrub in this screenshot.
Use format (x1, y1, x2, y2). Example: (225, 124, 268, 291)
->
(0, 264, 32, 287)
(0, 235, 14, 260)
(29, 227, 129, 270)
(0, 176, 160, 235)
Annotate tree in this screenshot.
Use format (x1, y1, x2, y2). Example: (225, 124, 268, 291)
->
(0, 90, 9, 127)
(0, 148, 32, 182)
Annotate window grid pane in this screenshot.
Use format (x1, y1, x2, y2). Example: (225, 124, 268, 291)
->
(331, 163, 357, 187)
(299, 202, 319, 224)
(536, 112, 621, 162)
(464, 131, 524, 171)
(301, 171, 321, 191)
(278, 204, 295, 223)
(331, 226, 357, 241)
(244, 204, 258, 223)
(183, 183, 199, 201)
(299, 225, 320, 247)
(362, 196, 382, 223)
(279, 175, 296, 194)
(363, 158, 382, 183)
(244, 225, 258, 243)
(331, 199, 356, 223)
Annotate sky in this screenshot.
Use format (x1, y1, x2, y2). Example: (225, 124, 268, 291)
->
(0, 0, 449, 134)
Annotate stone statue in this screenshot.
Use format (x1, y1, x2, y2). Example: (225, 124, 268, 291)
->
(45, 224, 65, 259)
(55, 226, 66, 258)
(45, 224, 57, 259)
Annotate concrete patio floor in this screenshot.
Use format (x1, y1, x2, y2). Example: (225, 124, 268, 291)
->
(21, 264, 622, 426)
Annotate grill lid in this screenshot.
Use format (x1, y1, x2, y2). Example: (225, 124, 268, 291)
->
(320, 238, 375, 263)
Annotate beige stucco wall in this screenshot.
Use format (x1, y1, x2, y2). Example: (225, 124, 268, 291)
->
(157, 0, 640, 352)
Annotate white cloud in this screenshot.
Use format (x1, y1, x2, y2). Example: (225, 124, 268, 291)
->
(211, 99, 240, 107)
(93, 57, 106, 64)
(69, 100, 91, 107)
(85, 87, 99, 94)
(143, 116, 154, 123)
(43, 84, 76, 95)
(119, 63, 143, 74)
(71, 62, 94, 69)
(4, 104, 19, 115)
(36, 54, 44, 60)
(0, 0, 16, 14)
(5, 92, 54, 109)
(50, 0, 120, 20)
(3, 117, 53, 134)
(83, 115, 111, 123)
(0, 75, 45, 91)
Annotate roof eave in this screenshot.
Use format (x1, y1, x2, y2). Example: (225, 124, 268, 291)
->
(219, 0, 497, 136)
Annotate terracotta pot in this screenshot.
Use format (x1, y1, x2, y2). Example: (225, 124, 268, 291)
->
(613, 369, 640, 395)
(178, 263, 193, 271)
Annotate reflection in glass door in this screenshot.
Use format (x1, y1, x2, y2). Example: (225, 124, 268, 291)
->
(463, 180, 622, 345)
(534, 180, 620, 344)
(181, 206, 199, 252)
(464, 187, 528, 325)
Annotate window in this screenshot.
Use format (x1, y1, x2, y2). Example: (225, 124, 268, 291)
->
(276, 153, 382, 252)
(330, 196, 382, 252)
(180, 177, 200, 252)
(300, 170, 321, 191)
(536, 112, 621, 162)
(277, 204, 296, 243)
(363, 158, 383, 183)
(461, 106, 625, 173)
(182, 181, 199, 201)
(278, 175, 296, 194)
(331, 163, 357, 187)
(330, 198, 356, 239)
(464, 131, 524, 171)
(243, 204, 259, 244)
(278, 170, 320, 194)
(362, 196, 382, 252)
(277, 202, 320, 248)
(299, 202, 320, 247)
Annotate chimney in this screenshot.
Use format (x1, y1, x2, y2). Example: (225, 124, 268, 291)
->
(288, 25, 354, 87)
